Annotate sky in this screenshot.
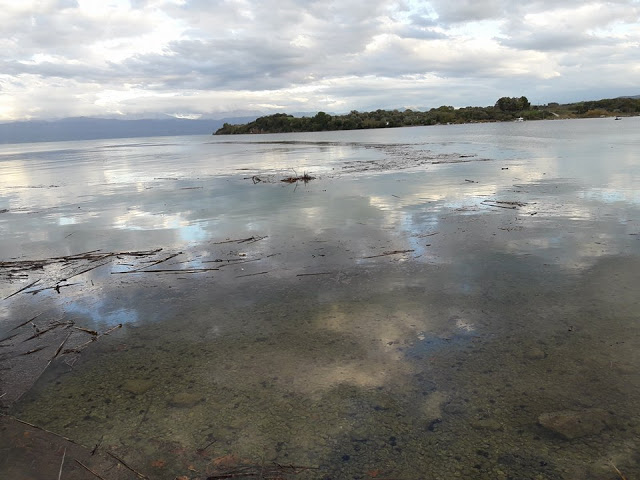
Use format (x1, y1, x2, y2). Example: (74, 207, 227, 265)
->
(0, 0, 639, 122)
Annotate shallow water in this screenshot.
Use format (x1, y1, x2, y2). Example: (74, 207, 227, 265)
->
(1, 118, 640, 479)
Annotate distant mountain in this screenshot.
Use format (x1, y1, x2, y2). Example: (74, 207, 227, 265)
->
(0, 116, 258, 144)
(618, 95, 640, 99)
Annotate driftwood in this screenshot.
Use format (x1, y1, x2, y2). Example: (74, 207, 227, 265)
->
(75, 460, 107, 480)
(107, 452, 150, 480)
(363, 249, 415, 259)
(0, 249, 162, 275)
(206, 462, 319, 479)
(281, 172, 315, 184)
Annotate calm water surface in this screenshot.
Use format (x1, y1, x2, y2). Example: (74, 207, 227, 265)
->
(1, 118, 639, 479)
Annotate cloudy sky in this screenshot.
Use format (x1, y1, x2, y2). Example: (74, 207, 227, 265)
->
(1, 0, 639, 121)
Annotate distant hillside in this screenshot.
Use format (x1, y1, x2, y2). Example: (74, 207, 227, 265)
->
(0, 116, 257, 144)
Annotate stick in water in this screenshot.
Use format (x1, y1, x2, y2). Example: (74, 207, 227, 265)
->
(58, 447, 66, 480)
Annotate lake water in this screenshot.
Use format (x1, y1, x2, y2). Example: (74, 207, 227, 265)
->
(1, 118, 639, 479)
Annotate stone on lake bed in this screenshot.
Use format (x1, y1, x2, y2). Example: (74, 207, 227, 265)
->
(168, 392, 204, 408)
(122, 379, 154, 395)
(523, 347, 546, 360)
(538, 409, 611, 439)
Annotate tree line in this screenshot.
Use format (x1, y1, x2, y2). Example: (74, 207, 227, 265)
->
(214, 96, 640, 135)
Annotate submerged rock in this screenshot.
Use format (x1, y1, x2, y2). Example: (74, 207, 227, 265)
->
(421, 391, 448, 423)
(168, 392, 204, 408)
(538, 409, 611, 439)
(122, 379, 154, 395)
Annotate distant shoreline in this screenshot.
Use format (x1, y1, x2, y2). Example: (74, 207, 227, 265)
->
(214, 95, 640, 135)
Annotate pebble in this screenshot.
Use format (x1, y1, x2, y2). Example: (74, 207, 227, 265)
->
(471, 419, 503, 431)
(538, 408, 611, 439)
(168, 392, 204, 408)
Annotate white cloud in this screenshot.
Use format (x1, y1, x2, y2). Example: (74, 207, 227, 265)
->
(0, 0, 638, 121)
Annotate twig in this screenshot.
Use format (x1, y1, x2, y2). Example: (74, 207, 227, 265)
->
(611, 462, 628, 480)
(75, 460, 107, 480)
(11, 312, 44, 331)
(19, 345, 48, 356)
(107, 452, 150, 479)
(362, 249, 414, 259)
(133, 252, 182, 272)
(91, 435, 103, 456)
(23, 320, 69, 341)
(296, 272, 334, 277)
(28, 283, 81, 295)
(53, 331, 73, 359)
(196, 439, 217, 454)
(3, 279, 41, 300)
(112, 268, 219, 274)
(73, 326, 98, 336)
(62, 262, 110, 282)
(58, 447, 66, 480)
(241, 236, 268, 244)
(236, 271, 269, 278)
(216, 258, 262, 268)
(212, 236, 267, 245)
(65, 323, 120, 353)
(0, 332, 19, 344)
(102, 324, 122, 336)
(483, 203, 516, 209)
(1, 414, 82, 446)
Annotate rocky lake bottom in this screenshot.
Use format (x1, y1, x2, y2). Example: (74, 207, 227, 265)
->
(1, 118, 639, 479)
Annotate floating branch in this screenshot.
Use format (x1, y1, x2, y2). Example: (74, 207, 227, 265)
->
(3, 279, 41, 300)
(281, 172, 315, 184)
